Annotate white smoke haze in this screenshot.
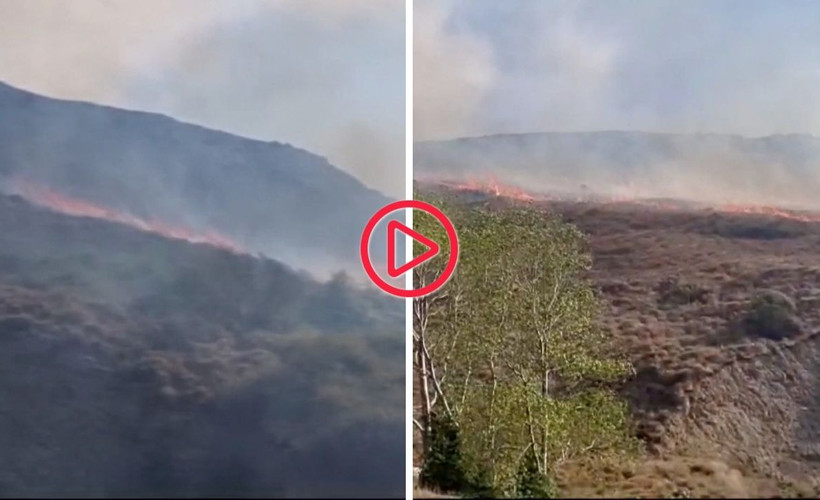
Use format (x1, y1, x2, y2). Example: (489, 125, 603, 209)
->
(415, 0, 820, 139)
(413, 0, 496, 142)
(414, 0, 820, 208)
(416, 131, 820, 211)
(0, 0, 404, 198)
(0, 0, 408, 284)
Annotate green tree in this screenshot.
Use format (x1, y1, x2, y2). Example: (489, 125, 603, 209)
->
(412, 193, 461, 459)
(413, 192, 636, 496)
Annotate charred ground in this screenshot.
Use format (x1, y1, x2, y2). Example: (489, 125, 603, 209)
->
(417, 181, 820, 497)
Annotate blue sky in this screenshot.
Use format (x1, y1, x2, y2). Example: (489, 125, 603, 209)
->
(415, 0, 820, 141)
(0, 1, 405, 197)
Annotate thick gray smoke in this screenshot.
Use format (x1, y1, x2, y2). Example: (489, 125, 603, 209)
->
(415, 0, 820, 207)
(415, 132, 820, 210)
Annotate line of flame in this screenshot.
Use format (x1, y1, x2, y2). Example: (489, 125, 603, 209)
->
(428, 175, 820, 223)
(9, 178, 246, 253)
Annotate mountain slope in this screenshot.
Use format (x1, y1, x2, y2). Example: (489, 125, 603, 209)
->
(0, 80, 391, 273)
(0, 193, 404, 497)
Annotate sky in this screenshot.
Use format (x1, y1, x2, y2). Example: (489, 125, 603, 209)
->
(0, 0, 405, 198)
(415, 0, 820, 142)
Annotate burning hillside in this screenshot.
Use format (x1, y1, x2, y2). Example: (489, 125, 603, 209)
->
(716, 203, 820, 223)
(420, 175, 820, 224)
(433, 175, 536, 201)
(0, 188, 403, 497)
(6, 177, 245, 254)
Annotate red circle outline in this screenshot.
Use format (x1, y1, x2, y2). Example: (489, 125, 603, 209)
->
(360, 200, 459, 298)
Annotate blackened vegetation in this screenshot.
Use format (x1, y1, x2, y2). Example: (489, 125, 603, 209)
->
(697, 213, 808, 240)
(656, 277, 711, 308)
(0, 194, 403, 497)
(741, 290, 803, 341)
(621, 367, 691, 447)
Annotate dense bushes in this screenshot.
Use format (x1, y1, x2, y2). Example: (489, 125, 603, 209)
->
(420, 414, 559, 498)
(420, 414, 466, 493)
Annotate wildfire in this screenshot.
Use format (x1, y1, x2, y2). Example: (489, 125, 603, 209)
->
(435, 175, 536, 202)
(715, 204, 820, 223)
(8, 178, 245, 253)
(428, 175, 820, 224)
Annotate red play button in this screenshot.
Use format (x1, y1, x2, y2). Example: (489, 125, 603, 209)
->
(386, 220, 440, 278)
(360, 200, 459, 298)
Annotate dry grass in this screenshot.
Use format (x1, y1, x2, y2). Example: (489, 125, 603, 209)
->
(556, 453, 788, 498)
(414, 488, 459, 498)
(415, 184, 820, 497)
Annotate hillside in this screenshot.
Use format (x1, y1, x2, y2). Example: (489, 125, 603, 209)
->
(0, 80, 392, 273)
(415, 131, 820, 211)
(0, 193, 404, 497)
(416, 181, 820, 497)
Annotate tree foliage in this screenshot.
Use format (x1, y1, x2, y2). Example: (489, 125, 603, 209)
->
(414, 193, 637, 496)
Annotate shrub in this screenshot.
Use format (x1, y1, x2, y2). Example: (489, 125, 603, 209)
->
(516, 450, 558, 498)
(657, 277, 710, 307)
(742, 290, 802, 340)
(420, 414, 466, 493)
(463, 466, 500, 499)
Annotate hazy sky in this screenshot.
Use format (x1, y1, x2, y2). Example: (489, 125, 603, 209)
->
(0, 0, 405, 198)
(415, 0, 820, 141)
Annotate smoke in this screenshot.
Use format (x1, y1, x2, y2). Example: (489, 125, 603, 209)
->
(415, 0, 820, 140)
(415, 0, 820, 208)
(413, 0, 496, 142)
(415, 130, 820, 210)
(0, 0, 404, 198)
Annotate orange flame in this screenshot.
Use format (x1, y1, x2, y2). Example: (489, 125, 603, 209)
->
(9, 178, 246, 253)
(435, 175, 536, 202)
(715, 204, 820, 223)
(428, 175, 820, 223)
